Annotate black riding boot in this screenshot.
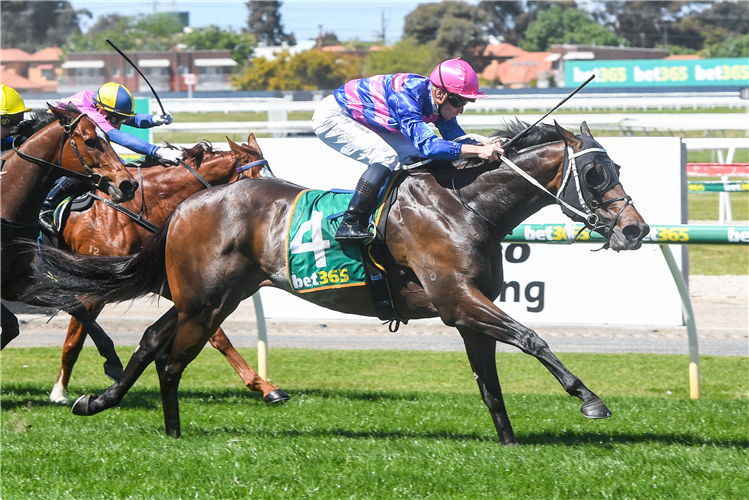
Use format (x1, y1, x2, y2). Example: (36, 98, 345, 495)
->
(335, 163, 391, 243)
(39, 177, 90, 234)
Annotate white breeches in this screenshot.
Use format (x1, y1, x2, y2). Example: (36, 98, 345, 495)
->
(311, 95, 424, 171)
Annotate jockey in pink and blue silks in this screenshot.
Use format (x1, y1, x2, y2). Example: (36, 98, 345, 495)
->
(312, 58, 504, 243)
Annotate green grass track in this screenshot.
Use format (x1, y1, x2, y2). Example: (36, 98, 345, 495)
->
(2, 347, 746, 499)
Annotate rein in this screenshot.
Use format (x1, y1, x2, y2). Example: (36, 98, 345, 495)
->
(85, 191, 160, 233)
(176, 157, 212, 189)
(11, 114, 108, 190)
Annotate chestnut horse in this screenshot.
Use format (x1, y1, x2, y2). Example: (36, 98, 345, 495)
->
(48, 134, 287, 405)
(1, 105, 138, 377)
(22, 121, 650, 445)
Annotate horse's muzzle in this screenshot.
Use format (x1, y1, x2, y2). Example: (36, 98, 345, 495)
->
(609, 222, 650, 251)
(108, 179, 139, 203)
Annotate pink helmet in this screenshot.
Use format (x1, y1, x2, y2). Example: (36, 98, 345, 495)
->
(429, 58, 486, 100)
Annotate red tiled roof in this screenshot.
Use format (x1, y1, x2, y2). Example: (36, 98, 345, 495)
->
(0, 48, 32, 62)
(0, 69, 45, 92)
(483, 43, 527, 58)
(29, 46, 64, 61)
(487, 52, 553, 86)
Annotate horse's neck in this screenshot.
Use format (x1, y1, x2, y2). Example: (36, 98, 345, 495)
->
(134, 155, 235, 215)
(0, 124, 64, 222)
(467, 141, 566, 231)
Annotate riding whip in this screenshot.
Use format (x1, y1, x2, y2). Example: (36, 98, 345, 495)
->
(501, 74, 596, 151)
(105, 38, 167, 116)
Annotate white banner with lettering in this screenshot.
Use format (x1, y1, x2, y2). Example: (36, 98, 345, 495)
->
(251, 136, 685, 326)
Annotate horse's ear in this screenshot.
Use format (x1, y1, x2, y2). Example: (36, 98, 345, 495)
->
(47, 104, 70, 124)
(580, 121, 593, 137)
(554, 120, 583, 150)
(246, 133, 261, 153)
(226, 137, 244, 156)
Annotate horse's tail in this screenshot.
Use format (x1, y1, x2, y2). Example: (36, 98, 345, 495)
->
(19, 219, 171, 310)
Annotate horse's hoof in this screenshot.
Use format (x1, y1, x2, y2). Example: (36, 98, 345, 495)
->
(581, 398, 612, 419)
(72, 394, 97, 416)
(49, 392, 69, 405)
(103, 363, 124, 382)
(264, 389, 290, 404)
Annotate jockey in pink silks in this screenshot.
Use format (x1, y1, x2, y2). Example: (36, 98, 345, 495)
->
(312, 58, 504, 243)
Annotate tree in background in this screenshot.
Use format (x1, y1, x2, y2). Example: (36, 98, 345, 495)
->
(479, 0, 576, 45)
(182, 26, 257, 64)
(364, 38, 440, 76)
(403, 1, 488, 68)
(1, 1, 88, 53)
(245, 0, 295, 46)
(602, 1, 694, 49)
(675, 1, 749, 52)
(521, 4, 629, 51)
(66, 13, 184, 52)
(233, 50, 360, 90)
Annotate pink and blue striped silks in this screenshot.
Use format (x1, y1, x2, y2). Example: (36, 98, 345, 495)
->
(333, 73, 464, 160)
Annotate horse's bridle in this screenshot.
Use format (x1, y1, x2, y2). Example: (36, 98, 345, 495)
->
(11, 114, 109, 190)
(236, 158, 272, 177)
(557, 138, 632, 241)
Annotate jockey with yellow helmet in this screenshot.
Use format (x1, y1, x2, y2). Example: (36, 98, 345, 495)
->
(40, 82, 179, 234)
(312, 58, 504, 243)
(1, 84, 32, 152)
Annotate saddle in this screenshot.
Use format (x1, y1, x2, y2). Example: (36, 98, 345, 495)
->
(39, 192, 95, 247)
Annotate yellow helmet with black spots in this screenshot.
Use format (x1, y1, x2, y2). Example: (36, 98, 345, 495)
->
(94, 82, 136, 117)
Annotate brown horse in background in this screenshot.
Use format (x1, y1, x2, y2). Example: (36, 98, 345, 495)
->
(1, 105, 138, 376)
(23, 121, 650, 445)
(48, 134, 287, 405)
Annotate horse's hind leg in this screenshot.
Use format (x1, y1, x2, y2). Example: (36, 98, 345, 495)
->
(70, 305, 123, 381)
(1, 303, 20, 349)
(51, 304, 105, 404)
(459, 328, 517, 446)
(208, 327, 290, 403)
(72, 307, 179, 417)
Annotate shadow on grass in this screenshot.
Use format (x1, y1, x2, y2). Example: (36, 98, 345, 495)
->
(185, 425, 749, 449)
(4, 385, 746, 449)
(519, 431, 748, 448)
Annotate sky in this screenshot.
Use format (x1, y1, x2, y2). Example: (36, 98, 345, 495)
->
(69, 0, 455, 44)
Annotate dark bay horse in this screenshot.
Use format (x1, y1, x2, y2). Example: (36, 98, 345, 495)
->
(49, 134, 286, 405)
(1, 105, 138, 374)
(22, 121, 650, 445)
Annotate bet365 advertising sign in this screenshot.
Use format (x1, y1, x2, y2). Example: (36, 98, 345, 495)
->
(565, 58, 749, 88)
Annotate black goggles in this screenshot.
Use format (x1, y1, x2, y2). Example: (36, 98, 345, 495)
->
(1, 115, 22, 127)
(437, 62, 474, 109)
(446, 93, 473, 108)
(106, 112, 129, 126)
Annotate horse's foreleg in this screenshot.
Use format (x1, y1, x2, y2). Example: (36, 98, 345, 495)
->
(208, 327, 290, 403)
(1, 303, 20, 349)
(155, 314, 219, 437)
(72, 307, 179, 418)
(458, 328, 517, 446)
(51, 305, 105, 404)
(443, 289, 610, 420)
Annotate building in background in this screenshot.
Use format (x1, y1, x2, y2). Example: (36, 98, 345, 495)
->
(59, 50, 237, 94)
(0, 47, 63, 93)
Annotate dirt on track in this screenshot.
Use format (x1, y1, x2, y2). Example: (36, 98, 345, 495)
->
(5, 275, 747, 356)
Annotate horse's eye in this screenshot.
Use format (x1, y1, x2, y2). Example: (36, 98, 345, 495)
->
(84, 138, 96, 148)
(584, 164, 606, 188)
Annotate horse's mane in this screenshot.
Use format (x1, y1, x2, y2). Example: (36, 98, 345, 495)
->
(180, 140, 230, 161)
(489, 119, 563, 157)
(11, 108, 57, 140)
